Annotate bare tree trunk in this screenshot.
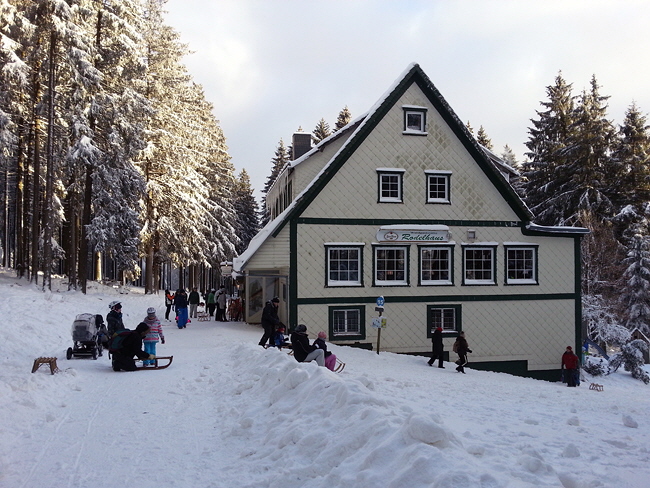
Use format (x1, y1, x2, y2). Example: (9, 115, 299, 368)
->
(30, 106, 41, 285)
(15, 116, 26, 277)
(42, 31, 57, 291)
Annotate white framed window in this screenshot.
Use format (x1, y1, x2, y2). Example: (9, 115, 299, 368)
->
(427, 305, 461, 334)
(377, 169, 405, 203)
(403, 106, 427, 134)
(420, 246, 453, 285)
(326, 245, 363, 287)
(330, 306, 365, 340)
(505, 246, 538, 284)
(374, 245, 408, 286)
(425, 170, 451, 203)
(463, 246, 496, 285)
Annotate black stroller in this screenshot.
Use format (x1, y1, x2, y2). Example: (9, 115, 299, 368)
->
(66, 314, 108, 360)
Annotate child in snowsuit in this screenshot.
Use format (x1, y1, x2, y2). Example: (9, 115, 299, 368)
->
(274, 326, 290, 348)
(143, 307, 165, 366)
(453, 331, 472, 374)
(313, 331, 337, 371)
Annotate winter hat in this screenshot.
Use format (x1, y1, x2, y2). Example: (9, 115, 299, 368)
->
(566, 346, 572, 351)
(271, 297, 280, 303)
(318, 331, 327, 339)
(109, 301, 122, 310)
(295, 324, 307, 333)
(135, 322, 150, 334)
(147, 307, 156, 316)
(436, 327, 443, 332)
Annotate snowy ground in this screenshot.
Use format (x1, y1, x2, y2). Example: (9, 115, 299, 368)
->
(1, 270, 649, 488)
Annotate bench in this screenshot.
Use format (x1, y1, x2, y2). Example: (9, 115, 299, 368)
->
(31, 357, 60, 375)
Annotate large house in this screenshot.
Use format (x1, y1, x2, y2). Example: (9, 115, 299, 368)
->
(233, 63, 587, 380)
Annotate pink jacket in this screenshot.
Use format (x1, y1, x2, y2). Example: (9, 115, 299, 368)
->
(143, 316, 164, 342)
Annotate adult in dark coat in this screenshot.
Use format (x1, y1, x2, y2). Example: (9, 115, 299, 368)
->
(561, 346, 580, 387)
(188, 287, 201, 319)
(174, 288, 189, 329)
(258, 297, 280, 347)
(427, 327, 445, 368)
(290, 324, 324, 366)
(106, 301, 125, 337)
(453, 331, 472, 374)
(111, 322, 153, 372)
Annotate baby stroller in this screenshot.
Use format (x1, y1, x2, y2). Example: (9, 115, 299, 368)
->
(66, 314, 107, 360)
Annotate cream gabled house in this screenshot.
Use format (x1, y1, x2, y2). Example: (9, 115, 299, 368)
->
(234, 63, 587, 380)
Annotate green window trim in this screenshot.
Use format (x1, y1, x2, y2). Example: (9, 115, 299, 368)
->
(329, 305, 366, 341)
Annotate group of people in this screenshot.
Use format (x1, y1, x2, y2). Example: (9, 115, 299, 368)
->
(165, 286, 229, 326)
(106, 301, 165, 372)
(258, 297, 338, 371)
(428, 328, 582, 385)
(427, 328, 472, 373)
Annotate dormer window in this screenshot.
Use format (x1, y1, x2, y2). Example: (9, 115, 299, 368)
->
(403, 105, 427, 135)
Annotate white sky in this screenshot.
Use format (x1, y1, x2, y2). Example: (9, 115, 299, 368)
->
(163, 0, 650, 201)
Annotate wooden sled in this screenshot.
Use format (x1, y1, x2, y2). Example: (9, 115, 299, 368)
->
(286, 350, 345, 373)
(136, 356, 173, 370)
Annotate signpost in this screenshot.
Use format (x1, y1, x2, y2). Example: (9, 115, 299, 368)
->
(373, 296, 386, 354)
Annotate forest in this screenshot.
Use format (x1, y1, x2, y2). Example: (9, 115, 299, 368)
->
(0, 0, 259, 294)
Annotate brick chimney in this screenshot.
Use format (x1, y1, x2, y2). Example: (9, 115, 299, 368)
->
(292, 128, 311, 160)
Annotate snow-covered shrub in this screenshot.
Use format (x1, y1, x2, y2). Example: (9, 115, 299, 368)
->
(583, 356, 608, 377)
(609, 340, 650, 384)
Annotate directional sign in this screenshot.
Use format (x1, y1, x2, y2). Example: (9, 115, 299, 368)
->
(376, 296, 385, 307)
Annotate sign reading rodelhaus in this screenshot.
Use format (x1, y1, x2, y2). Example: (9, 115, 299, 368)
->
(375, 229, 450, 243)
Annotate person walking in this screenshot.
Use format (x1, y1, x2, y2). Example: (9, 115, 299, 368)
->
(453, 331, 472, 374)
(258, 297, 280, 347)
(427, 327, 445, 368)
(143, 307, 165, 366)
(188, 287, 200, 319)
(216, 286, 227, 321)
(207, 289, 216, 320)
(164, 289, 175, 321)
(561, 346, 580, 387)
(174, 288, 189, 329)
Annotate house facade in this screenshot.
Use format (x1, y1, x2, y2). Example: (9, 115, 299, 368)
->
(234, 64, 587, 380)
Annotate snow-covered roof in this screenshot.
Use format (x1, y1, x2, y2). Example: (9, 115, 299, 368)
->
(525, 223, 590, 235)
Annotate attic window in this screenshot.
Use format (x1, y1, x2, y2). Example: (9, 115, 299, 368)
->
(403, 106, 427, 135)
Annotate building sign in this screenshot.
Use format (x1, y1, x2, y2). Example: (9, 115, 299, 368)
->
(376, 229, 450, 243)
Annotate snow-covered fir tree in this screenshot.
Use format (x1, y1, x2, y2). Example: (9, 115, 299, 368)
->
(476, 126, 493, 150)
(609, 102, 650, 213)
(609, 339, 650, 384)
(260, 138, 290, 226)
(233, 169, 260, 255)
(522, 72, 576, 225)
(551, 76, 615, 226)
(619, 232, 650, 336)
(312, 118, 332, 144)
(582, 294, 630, 347)
(334, 106, 351, 131)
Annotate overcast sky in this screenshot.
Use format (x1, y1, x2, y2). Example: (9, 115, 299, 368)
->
(163, 0, 650, 201)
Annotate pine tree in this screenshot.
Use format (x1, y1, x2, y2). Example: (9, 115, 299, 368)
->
(619, 233, 650, 336)
(554, 76, 615, 226)
(334, 106, 351, 131)
(476, 126, 493, 150)
(609, 103, 650, 212)
(312, 118, 331, 144)
(609, 340, 650, 384)
(233, 169, 260, 254)
(465, 121, 474, 135)
(501, 145, 518, 167)
(260, 138, 289, 226)
(522, 72, 576, 225)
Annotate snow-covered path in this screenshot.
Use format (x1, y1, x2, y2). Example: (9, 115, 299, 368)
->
(1, 275, 650, 488)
